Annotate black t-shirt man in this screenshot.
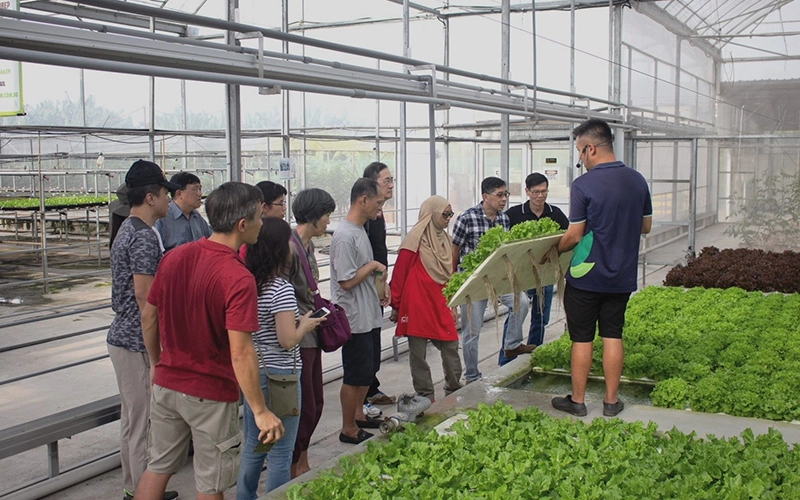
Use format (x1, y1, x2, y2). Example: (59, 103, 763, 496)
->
(505, 200, 569, 230)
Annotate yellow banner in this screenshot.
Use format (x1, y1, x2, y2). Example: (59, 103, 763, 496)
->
(0, 0, 24, 117)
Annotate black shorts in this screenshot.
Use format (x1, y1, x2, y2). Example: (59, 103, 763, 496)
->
(341, 327, 381, 386)
(564, 282, 631, 343)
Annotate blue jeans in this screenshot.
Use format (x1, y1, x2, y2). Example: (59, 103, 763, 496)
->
(236, 367, 301, 499)
(498, 286, 553, 366)
(461, 292, 528, 382)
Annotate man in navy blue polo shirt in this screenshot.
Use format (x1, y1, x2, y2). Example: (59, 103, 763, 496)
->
(551, 119, 652, 418)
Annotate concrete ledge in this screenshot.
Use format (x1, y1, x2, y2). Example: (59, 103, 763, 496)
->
(266, 351, 800, 499)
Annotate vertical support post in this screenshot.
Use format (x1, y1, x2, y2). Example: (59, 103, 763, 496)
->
(532, 0, 537, 117)
(626, 44, 633, 110)
(96, 207, 101, 265)
(612, 4, 623, 105)
(425, 70, 437, 197)
(428, 101, 436, 196)
(85, 207, 90, 254)
(607, 0, 614, 102)
(712, 60, 720, 129)
(674, 36, 682, 123)
(443, 7, 451, 204)
(80, 68, 88, 193)
(281, 0, 292, 207)
(148, 18, 156, 163)
(47, 441, 59, 478)
(399, 0, 409, 237)
(298, 0, 307, 222)
(653, 57, 659, 114)
(181, 80, 188, 170)
(38, 133, 48, 293)
(500, 0, 510, 183)
(614, 125, 625, 165)
(567, 0, 576, 189)
(225, 0, 242, 182)
(375, 60, 381, 162)
(688, 138, 698, 258)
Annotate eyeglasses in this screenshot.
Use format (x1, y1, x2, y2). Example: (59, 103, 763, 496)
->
(487, 190, 510, 198)
(269, 201, 287, 207)
(442, 210, 455, 219)
(529, 189, 548, 196)
(381, 177, 395, 186)
(579, 142, 610, 156)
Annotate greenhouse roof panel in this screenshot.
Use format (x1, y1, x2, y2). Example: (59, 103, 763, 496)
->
(661, 0, 794, 45)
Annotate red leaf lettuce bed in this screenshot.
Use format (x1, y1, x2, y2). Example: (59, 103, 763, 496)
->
(664, 246, 800, 294)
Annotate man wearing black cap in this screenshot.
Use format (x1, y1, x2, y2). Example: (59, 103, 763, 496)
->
(107, 159, 180, 500)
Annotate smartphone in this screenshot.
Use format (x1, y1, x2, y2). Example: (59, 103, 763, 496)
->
(253, 441, 275, 453)
(310, 307, 330, 319)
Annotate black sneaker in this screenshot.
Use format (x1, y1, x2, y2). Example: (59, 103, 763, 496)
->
(551, 395, 588, 416)
(603, 399, 624, 417)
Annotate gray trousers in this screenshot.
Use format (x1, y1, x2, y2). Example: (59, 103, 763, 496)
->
(108, 344, 150, 493)
(407, 336, 463, 400)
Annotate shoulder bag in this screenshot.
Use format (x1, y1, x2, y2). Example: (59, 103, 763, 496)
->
(253, 345, 299, 453)
(291, 234, 352, 352)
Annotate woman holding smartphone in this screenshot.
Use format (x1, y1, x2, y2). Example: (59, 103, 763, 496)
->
(286, 188, 337, 478)
(237, 217, 324, 498)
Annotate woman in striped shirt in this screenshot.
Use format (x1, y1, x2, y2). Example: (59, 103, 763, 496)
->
(237, 217, 324, 498)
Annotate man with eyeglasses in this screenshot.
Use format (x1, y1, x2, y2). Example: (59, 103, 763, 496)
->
(499, 172, 570, 366)
(154, 172, 211, 252)
(451, 177, 532, 384)
(361, 162, 397, 413)
(551, 118, 652, 418)
(257, 180, 288, 219)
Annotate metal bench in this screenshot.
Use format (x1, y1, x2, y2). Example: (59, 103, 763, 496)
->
(0, 395, 121, 500)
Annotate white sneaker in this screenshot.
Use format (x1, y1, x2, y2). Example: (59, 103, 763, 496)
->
(363, 403, 382, 418)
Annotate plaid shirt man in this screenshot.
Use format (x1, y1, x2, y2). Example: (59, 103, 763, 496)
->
(451, 202, 510, 270)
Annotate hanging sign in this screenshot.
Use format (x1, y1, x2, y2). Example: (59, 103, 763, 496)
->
(0, 0, 24, 117)
(278, 157, 296, 180)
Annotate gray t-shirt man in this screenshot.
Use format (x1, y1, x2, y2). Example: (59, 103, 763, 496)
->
(108, 217, 163, 352)
(330, 220, 382, 334)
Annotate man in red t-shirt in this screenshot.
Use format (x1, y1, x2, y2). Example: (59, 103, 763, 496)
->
(136, 182, 284, 500)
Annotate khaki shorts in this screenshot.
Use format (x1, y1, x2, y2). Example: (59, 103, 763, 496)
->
(147, 385, 242, 494)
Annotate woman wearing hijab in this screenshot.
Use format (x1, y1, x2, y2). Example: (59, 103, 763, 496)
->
(389, 195, 463, 402)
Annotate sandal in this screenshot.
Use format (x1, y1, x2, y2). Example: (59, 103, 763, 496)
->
(339, 429, 373, 444)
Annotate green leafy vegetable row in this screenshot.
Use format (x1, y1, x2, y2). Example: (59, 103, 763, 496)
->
(0, 195, 111, 210)
(443, 218, 563, 301)
(531, 286, 800, 421)
(286, 401, 800, 499)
